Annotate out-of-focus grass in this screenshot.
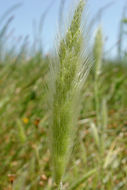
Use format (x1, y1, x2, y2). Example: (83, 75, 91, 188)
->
(0, 55, 127, 190)
(0, 54, 49, 189)
(0, 3, 127, 190)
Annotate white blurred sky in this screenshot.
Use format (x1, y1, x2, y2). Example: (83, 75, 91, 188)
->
(0, 0, 127, 57)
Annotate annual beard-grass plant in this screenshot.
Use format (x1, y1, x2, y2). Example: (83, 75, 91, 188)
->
(93, 26, 107, 190)
(48, 0, 91, 188)
(93, 26, 103, 128)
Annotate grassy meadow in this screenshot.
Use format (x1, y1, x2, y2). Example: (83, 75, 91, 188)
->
(0, 0, 127, 190)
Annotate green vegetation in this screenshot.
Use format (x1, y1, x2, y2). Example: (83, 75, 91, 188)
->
(48, 1, 91, 187)
(0, 0, 127, 190)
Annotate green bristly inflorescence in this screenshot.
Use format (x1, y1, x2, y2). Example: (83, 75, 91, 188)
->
(93, 26, 103, 128)
(93, 27, 103, 79)
(49, 0, 90, 187)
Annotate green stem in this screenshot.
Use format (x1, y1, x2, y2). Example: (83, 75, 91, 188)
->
(69, 169, 97, 190)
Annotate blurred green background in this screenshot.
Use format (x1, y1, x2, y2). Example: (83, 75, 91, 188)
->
(0, 0, 127, 189)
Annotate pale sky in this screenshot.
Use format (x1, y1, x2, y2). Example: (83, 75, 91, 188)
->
(0, 0, 127, 57)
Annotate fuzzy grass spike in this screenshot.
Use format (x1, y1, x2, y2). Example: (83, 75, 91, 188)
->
(48, 0, 91, 187)
(93, 26, 103, 127)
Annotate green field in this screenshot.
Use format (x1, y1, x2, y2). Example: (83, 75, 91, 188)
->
(0, 1, 127, 190)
